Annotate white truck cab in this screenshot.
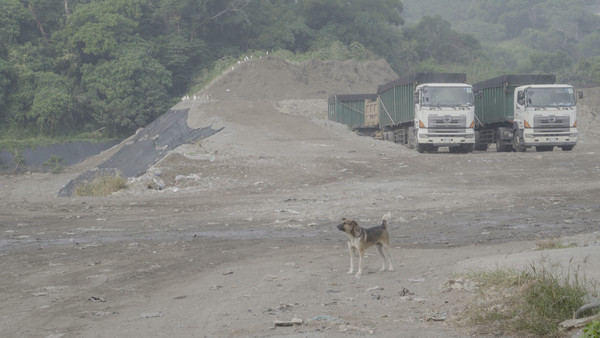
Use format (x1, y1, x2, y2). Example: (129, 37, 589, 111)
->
(414, 83, 475, 153)
(513, 84, 579, 151)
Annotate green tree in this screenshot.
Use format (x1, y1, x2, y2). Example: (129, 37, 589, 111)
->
(63, 0, 144, 61)
(574, 57, 600, 84)
(29, 71, 72, 135)
(520, 50, 573, 73)
(0, 0, 30, 55)
(577, 32, 600, 59)
(0, 59, 14, 121)
(81, 38, 172, 136)
(403, 15, 484, 65)
(4, 42, 54, 127)
(151, 34, 208, 94)
(244, 1, 312, 52)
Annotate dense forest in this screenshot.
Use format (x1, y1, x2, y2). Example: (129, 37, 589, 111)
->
(1, 0, 599, 139)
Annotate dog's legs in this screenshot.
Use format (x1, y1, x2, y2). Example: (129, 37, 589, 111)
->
(376, 243, 387, 271)
(356, 248, 364, 278)
(346, 242, 355, 275)
(384, 245, 393, 271)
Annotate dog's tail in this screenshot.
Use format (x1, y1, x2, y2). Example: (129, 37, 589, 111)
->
(381, 211, 391, 228)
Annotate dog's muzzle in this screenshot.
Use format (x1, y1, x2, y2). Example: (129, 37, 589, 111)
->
(337, 223, 345, 231)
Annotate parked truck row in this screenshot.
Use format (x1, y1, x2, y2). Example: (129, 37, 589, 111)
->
(328, 72, 580, 153)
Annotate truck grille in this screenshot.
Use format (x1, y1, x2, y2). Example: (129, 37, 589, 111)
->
(533, 115, 570, 130)
(428, 115, 466, 129)
(428, 129, 467, 135)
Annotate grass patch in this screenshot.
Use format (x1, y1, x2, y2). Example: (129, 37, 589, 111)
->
(536, 238, 577, 250)
(0, 134, 119, 151)
(583, 320, 600, 337)
(74, 175, 127, 197)
(464, 258, 598, 336)
(42, 155, 66, 174)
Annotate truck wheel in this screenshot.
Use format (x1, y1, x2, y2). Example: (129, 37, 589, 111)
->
(495, 130, 505, 152)
(561, 145, 574, 151)
(385, 131, 394, 142)
(417, 144, 426, 153)
(407, 127, 416, 149)
(512, 130, 526, 152)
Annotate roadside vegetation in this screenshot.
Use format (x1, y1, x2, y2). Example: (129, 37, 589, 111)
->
(463, 259, 599, 336)
(583, 320, 600, 337)
(74, 175, 127, 197)
(536, 238, 578, 250)
(42, 154, 66, 174)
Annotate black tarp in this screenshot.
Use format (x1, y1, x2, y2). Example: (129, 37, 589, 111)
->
(58, 108, 223, 197)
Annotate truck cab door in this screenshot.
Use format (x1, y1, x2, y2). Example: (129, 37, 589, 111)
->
(414, 90, 420, 128)
(514, 90, 525, 128)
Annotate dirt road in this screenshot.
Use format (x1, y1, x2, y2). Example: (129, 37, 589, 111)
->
(1, 58, 600, 337)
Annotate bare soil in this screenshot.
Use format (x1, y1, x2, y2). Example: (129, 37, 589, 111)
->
(1, 57, 600, 337)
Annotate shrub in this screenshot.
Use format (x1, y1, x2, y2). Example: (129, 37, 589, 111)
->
(465, 258, 598, 336)
(43, 155, 66, 174)
(74, 175, 127, 197)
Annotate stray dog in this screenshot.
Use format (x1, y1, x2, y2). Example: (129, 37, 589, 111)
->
(337, 212, 393, 278)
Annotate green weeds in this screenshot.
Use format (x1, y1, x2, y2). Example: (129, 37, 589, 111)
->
(465, 258, 598, 336)
(74, 175, 127, 197)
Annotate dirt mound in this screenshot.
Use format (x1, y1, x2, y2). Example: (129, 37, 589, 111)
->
(124, 57, 402, 195)
(58, 57, 397, 195)
(204, 57, 397, 100)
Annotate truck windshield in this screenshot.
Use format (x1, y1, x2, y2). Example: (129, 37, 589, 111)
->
(422, 87, 473, 107)
(526, 87, 575, 107)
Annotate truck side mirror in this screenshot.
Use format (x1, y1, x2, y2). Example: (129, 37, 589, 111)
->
(579, 91, 583, 99)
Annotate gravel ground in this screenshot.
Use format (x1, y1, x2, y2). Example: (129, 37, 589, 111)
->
(1, 57, 599, 337)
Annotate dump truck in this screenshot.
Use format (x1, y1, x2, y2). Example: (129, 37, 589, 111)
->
(377, 72, 475, 153)
(327, 93, 379, 135)
(472, 75, 579, 152)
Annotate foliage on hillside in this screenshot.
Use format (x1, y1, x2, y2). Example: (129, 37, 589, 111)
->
(0, 0, 599, 139)
(402, 0, 600, 82)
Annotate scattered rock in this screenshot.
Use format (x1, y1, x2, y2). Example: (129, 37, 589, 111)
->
(428, 313, 447, 321)
(274, 318, 303, 326)
(310, 315, 341, 323)
(140, 312, 163, 318)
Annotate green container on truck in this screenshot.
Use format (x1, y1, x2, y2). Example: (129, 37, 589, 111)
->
(377, 72, 475, 153)
(473, 75, 579, 152)
(328, 94, 378, 133)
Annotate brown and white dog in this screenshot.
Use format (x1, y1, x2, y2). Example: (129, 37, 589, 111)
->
(337, 212, 393, 278)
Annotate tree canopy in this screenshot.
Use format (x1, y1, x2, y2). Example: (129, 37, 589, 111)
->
(1, 0, 599, 138)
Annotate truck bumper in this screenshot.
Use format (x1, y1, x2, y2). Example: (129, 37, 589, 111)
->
(417, 129, 475, 147)
(522, 128, 578, 147)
